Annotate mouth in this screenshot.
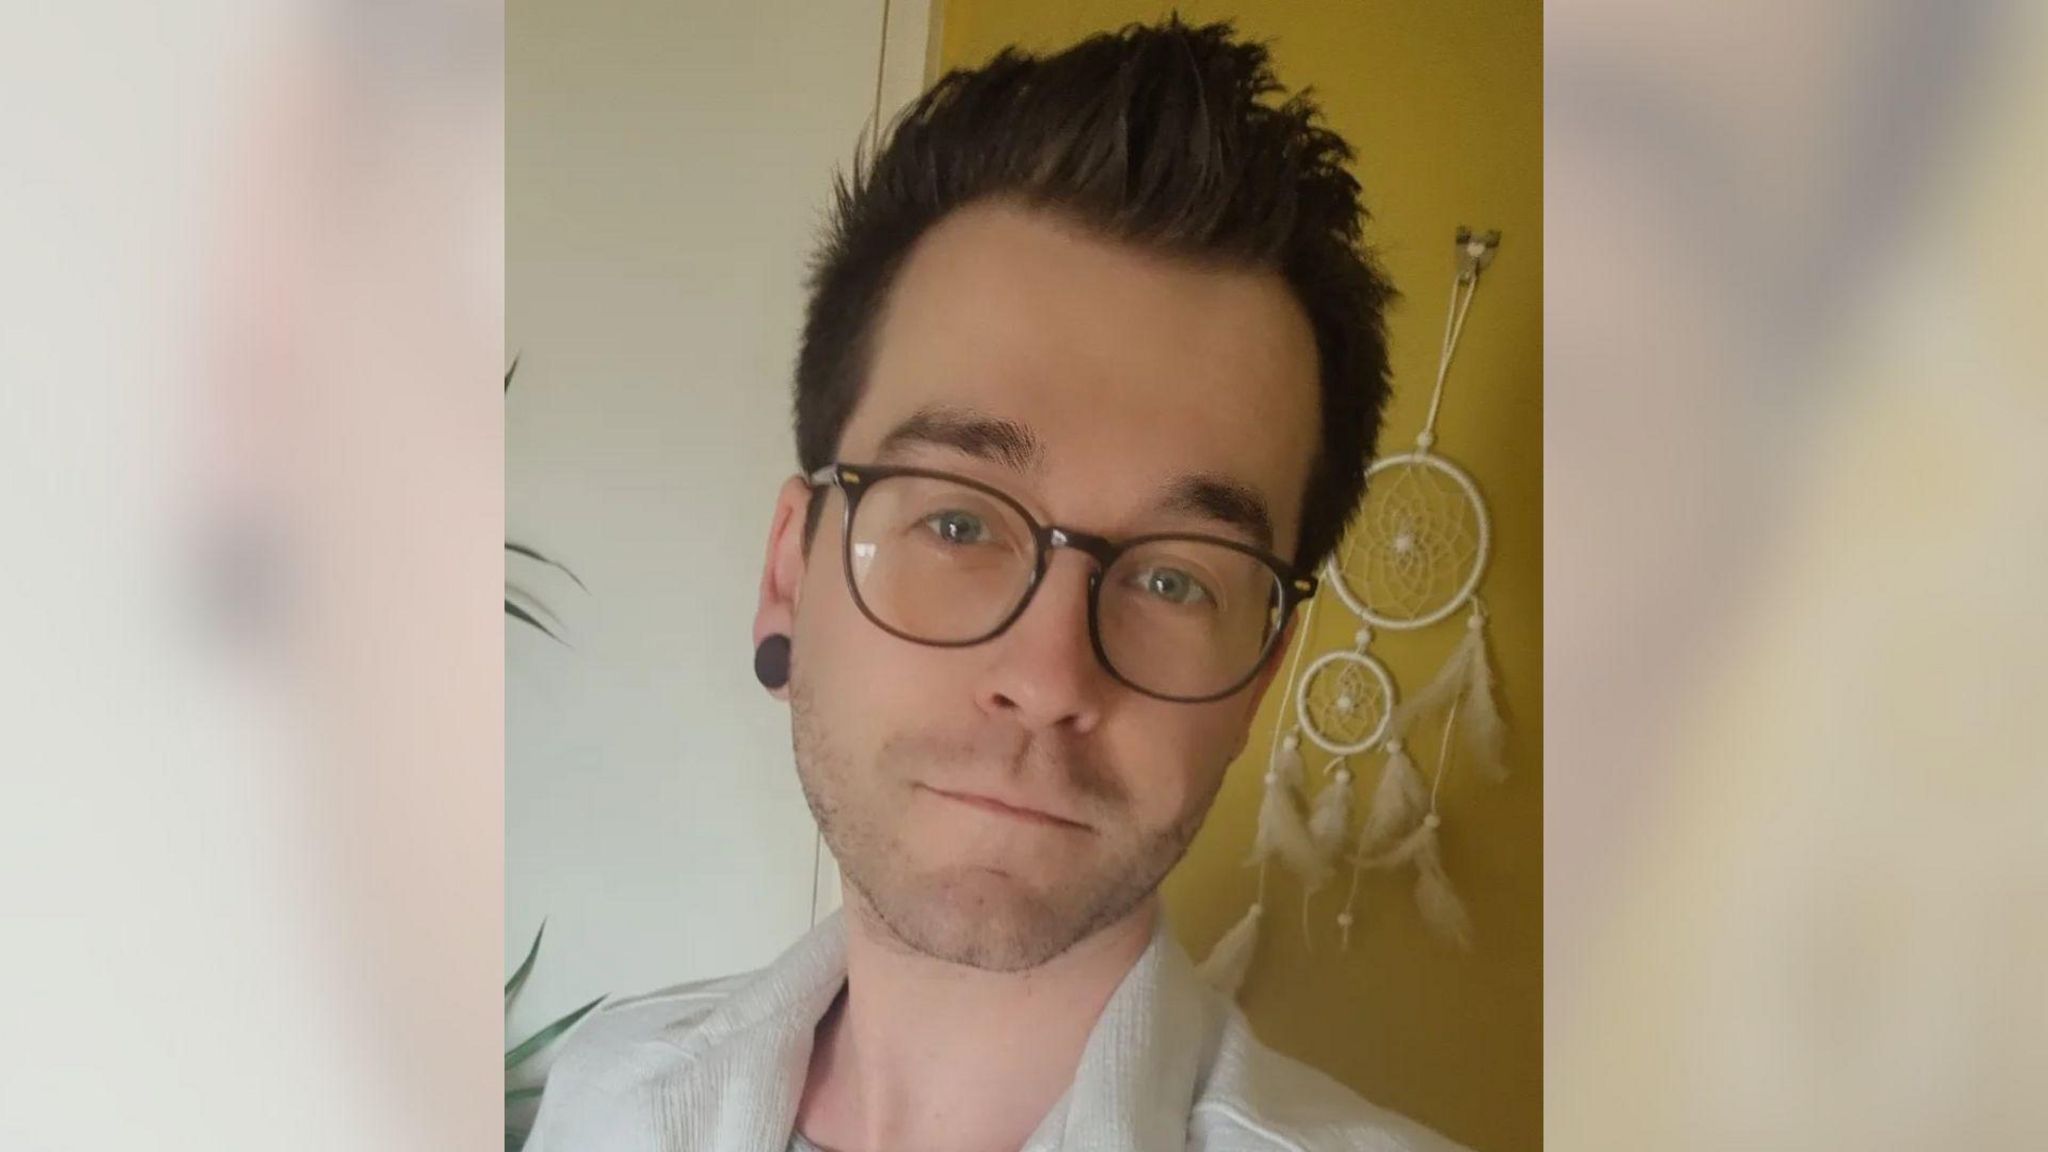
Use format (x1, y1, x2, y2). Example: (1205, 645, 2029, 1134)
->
(918, 785, 1089, 831)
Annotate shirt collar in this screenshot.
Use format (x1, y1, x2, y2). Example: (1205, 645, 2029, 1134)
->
(652, 909, 1224, 1151)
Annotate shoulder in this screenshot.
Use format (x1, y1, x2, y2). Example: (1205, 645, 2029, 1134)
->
(1189, 1010, 1474, 1152)
(555, 968, 753, 1076)
(524, 969, 755, 1148)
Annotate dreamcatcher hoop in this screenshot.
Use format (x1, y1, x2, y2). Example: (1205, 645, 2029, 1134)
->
(1324, 450, 1491, 630)
(1294, 647, 1395, 755)
(1325, 228, 1499, 632)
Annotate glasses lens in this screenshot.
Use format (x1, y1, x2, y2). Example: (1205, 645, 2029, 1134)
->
(845, 473, 1037, 643)
(1098, 538, 1285, 700)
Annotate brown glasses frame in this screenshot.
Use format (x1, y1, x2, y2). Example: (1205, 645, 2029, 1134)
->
(805, 462, 1318, 704)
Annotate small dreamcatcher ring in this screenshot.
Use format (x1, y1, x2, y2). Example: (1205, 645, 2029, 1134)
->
(1325, 450, 1491, 631)
(1294, 648, 1395, 755)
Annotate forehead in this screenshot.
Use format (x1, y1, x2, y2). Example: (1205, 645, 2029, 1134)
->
(841, 201, 1321, 541)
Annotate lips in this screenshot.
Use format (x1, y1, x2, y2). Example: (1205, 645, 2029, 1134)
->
(919, 784, 1088, 830)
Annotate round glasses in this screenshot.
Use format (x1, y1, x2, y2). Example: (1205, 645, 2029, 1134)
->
(807, 463, 1317, 703)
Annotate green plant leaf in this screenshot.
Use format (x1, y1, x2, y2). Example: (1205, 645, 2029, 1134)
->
(505, 587, 572, 646)
(506, 541, 588, 592)
(505, 598, 563, 644)
(505, 583, 567, 633)
(505, 1086, 545, 1103)
(506, 919, 547, 1006)
(505, 1126, 529, 1152)
(506, 995, 605, 1072)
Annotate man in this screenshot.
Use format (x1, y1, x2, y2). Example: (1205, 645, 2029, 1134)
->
(530, 19, 1468, 1152)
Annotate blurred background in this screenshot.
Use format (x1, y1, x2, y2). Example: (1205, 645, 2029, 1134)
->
(3, 0, 2041, 1149)
(3, 1, 504, 1148)
(1545, 0, 2048, 1147)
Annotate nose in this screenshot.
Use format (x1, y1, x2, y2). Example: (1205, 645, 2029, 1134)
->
(972, 550, 1107, 734)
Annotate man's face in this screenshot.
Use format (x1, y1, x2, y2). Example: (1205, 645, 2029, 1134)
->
(762, 201, 1321, 971)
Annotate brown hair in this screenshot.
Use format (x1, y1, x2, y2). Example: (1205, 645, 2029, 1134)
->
(794, 17, 1393, 571)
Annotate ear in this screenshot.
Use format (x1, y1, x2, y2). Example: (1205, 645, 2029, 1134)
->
(752, 474, 815, 701)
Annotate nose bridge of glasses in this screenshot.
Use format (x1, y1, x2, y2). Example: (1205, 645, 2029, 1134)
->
(1011, 525, 1107, 642)
(1038, 525, 1117, 573)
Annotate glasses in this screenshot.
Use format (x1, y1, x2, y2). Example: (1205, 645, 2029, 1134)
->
(806, 463, 1317, 704)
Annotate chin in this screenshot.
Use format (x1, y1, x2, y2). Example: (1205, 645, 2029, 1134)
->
(872, 864, 1095, 972)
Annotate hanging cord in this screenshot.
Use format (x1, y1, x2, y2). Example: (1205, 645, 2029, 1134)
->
(1255, 588, 1322, 908)
(865, 0, 893, 156)
(1336, 799, 1371, 948)
(1420, 280, 1473, 445)
(1417, 231, 1497, 450)
(1301, 861, 1316, 950)
(1429, 695, 1461, 815)
(1302, 751, 1350, 954)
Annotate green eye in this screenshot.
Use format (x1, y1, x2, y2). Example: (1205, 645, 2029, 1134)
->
(1135, 566, 1212, 606)
(922, 510, 990, 545)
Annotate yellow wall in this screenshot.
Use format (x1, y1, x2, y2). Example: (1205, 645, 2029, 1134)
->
(933, 4, 1542, 1150)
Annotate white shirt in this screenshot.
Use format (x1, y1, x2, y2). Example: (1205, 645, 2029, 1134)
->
(526, 912, 1472, 1152)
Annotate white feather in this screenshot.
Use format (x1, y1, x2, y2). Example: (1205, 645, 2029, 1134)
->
(1413, 829, 1474, 950)
(1460, 618, 1508, 782)
(1306, 765, 1354, 867)
(1358, 743, 1427, 851)
(1251, 783, 1328, 887)
(1387, 625, 1479, 742)
(1355, 818, 1435, 872)
(1271, 736, 1306, 791)
(1245, 739, 1329, 888)
(1196, 902, 1263, 997)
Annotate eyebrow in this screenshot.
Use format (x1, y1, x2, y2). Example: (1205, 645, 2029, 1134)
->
(875, 405, 1045, 472)
(1156, 474, 1275, 552)
(873, 404, 1275, 551)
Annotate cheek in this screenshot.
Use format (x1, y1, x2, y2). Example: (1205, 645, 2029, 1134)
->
(793, 560, 957, 734)
(792, 559, 873, 732)
(1106, 707, 1244, 825)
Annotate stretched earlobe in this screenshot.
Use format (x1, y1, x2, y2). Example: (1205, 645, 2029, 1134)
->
(753, 633, 791, 691)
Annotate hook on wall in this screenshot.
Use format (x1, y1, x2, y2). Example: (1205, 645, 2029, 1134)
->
(1453, 226, 1501, 282)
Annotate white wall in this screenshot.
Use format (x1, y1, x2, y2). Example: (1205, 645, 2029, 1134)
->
(507, 0, 930, 1041)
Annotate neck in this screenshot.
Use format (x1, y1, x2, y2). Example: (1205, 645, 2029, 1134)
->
(796, 890, 1158, 1152)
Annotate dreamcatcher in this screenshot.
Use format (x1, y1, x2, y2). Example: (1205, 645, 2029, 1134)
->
(1321, 227, 1509, 953)
(1200, 228, 1510, 996)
